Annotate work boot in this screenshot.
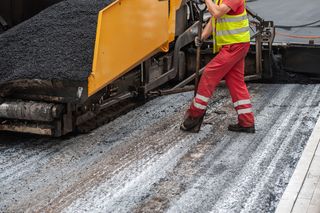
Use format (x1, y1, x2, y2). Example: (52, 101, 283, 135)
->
(228, 124, 255, 133)
(180, 114, 204, 133)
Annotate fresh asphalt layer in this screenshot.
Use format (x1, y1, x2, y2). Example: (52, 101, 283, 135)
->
(0, 0, 112, 84)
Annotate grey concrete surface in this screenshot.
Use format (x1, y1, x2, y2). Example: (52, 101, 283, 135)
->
(1, 83, 320, 212)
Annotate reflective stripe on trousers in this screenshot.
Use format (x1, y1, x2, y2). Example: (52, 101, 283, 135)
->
(234, 99, 252, 115)
(192, 94, 210, 110)
(234, 99, 251, 108)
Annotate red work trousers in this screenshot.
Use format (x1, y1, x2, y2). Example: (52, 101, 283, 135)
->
(187, 42, 254, 127)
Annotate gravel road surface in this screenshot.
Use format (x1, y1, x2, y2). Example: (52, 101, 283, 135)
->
(1, 83, 320, 212)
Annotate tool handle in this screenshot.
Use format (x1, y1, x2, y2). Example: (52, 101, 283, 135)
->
(194, 10, 204, 96)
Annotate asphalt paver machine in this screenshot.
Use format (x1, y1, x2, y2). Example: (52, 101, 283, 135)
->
(0, 0, 319, 136)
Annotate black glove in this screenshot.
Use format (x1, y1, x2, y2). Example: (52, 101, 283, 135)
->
(195, 36, 203, 47)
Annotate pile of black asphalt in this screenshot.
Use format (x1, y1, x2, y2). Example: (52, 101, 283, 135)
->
(0, 0, 112, 85)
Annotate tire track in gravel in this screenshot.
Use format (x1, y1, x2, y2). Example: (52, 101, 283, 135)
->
(134, 84, 280, 212)
(133, 84, 284, 212)
(210, 85, 320, 213)
(61, 126, 212, 213)
(241, 85, 320, 212)
(0, 92, 194, 212)
(45, 122, 188, 212)
(43, 90, 232, 212)
(55, 84, 285, 212)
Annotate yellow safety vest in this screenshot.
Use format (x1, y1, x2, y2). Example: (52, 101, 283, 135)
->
(212, 0, 250, 53)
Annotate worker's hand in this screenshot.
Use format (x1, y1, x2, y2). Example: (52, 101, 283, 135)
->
(195, 36, 203, 47)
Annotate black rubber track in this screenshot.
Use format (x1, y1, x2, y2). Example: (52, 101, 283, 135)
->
(0, 0, 113, 85)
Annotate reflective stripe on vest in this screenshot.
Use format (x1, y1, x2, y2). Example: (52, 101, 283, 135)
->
(217, 15, 248, 23)
(212, 0, 250, 53)
(216, 26, 250, 36)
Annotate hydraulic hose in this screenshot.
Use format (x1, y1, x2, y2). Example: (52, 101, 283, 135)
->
(276, 31, 320, 39)
(276, 19, 320, 29)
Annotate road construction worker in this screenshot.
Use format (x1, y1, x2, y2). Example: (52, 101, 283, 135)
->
(180, 0, 255, 133)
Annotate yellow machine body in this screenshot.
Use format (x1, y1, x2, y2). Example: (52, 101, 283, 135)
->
(88, 0, 183, 96)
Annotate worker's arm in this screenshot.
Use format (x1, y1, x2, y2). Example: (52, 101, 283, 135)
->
(195, 18, 213, 46)
(201, 18, 213, 40)
(204, 0, 231, 18)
